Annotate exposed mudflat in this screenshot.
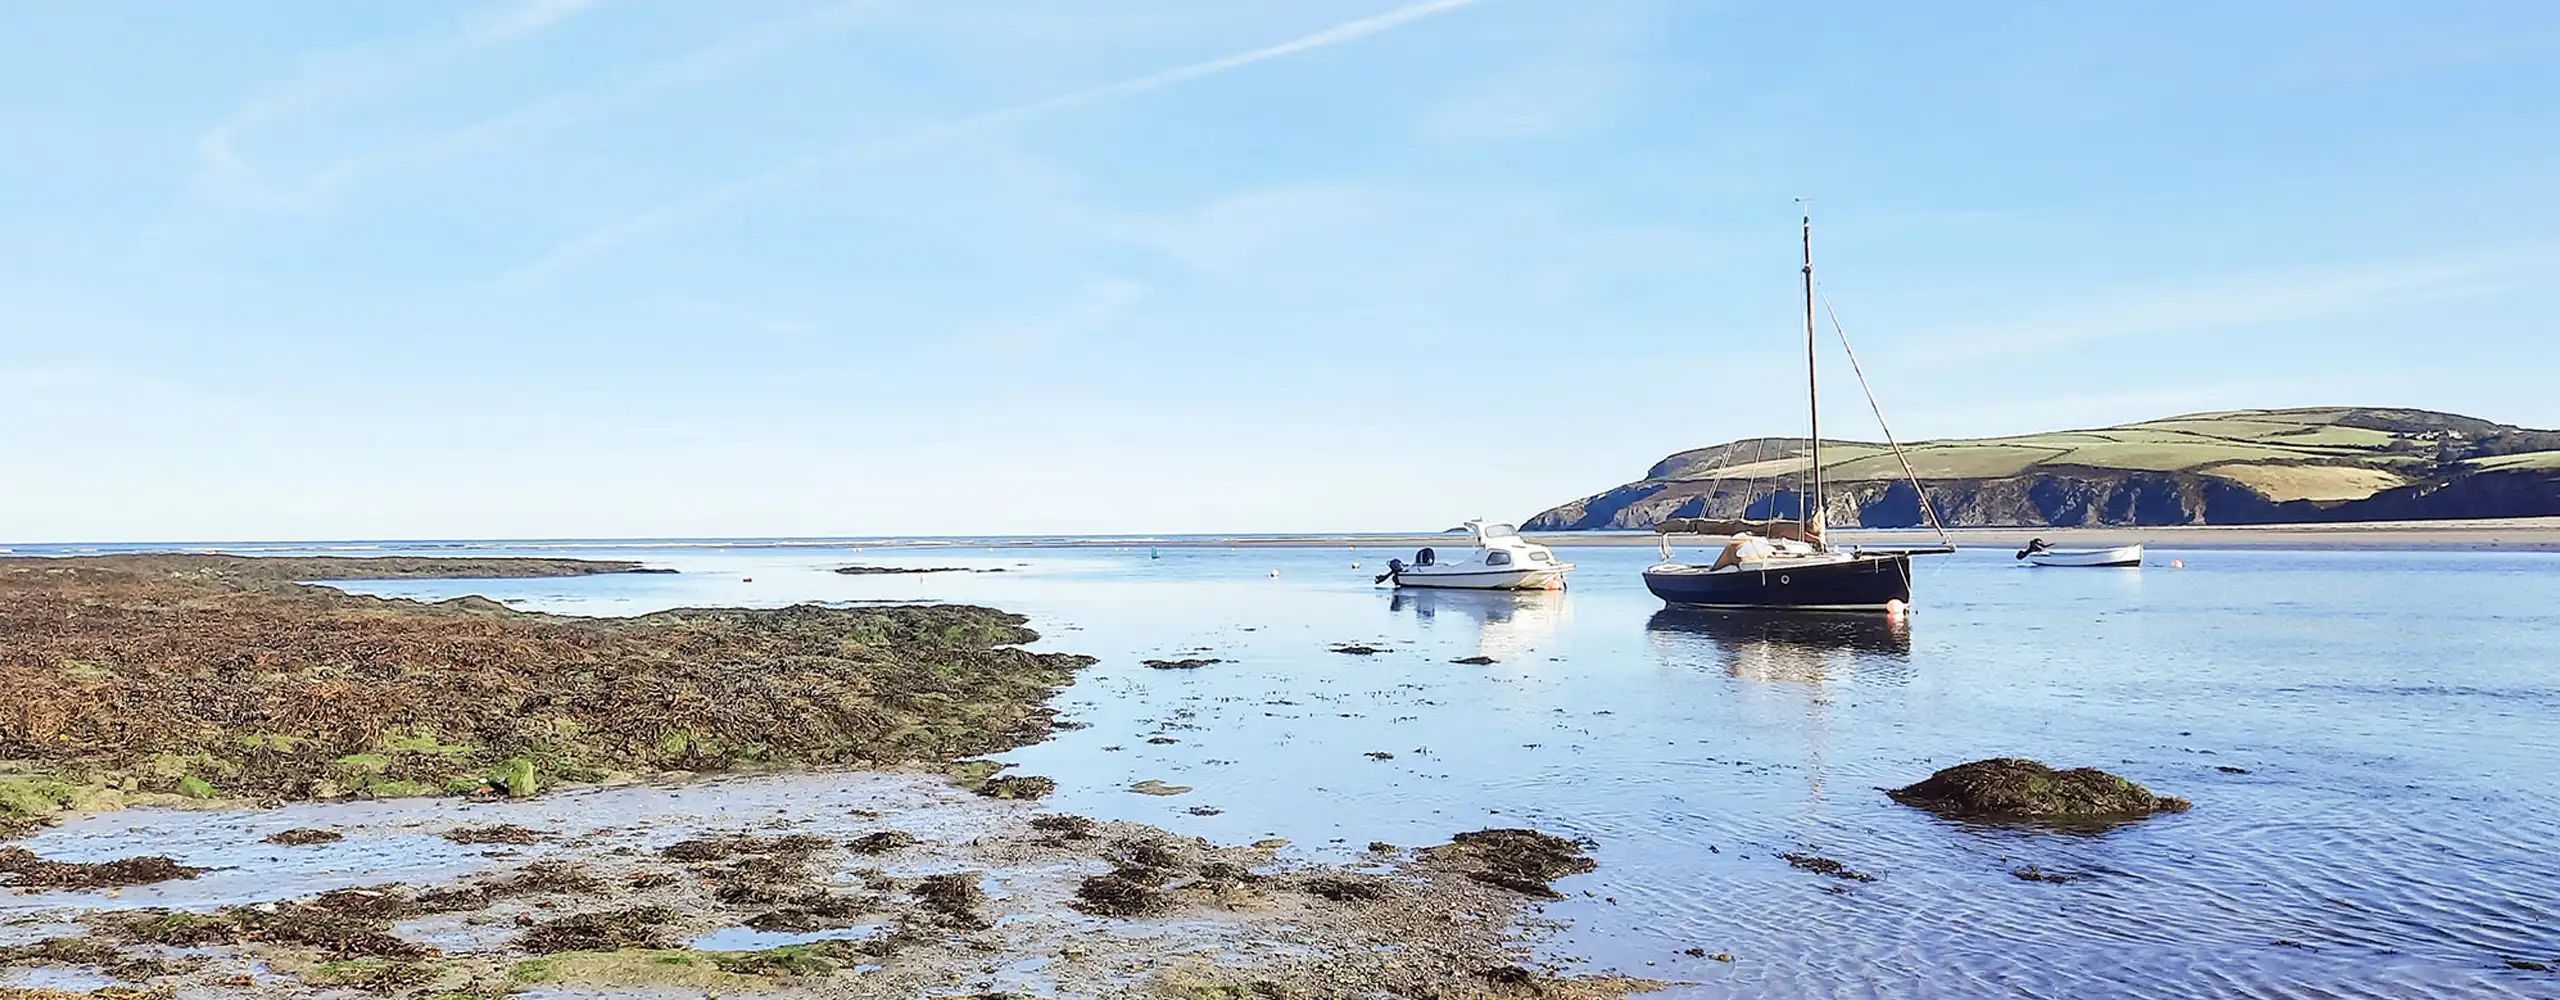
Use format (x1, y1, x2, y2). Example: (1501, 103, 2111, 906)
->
(0, 554, 1649, 998)
(0, 554, 1089, 834)
(0, 554, 666, 582)
(0, 772, 1652, 999)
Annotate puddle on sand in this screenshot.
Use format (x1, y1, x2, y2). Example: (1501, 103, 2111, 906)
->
(392, 911, 523, 953)
(688, 923, 888, 951)
(2, 966, 122, 991)
(2, 770, 975, 922)
(1, 769, 1380, 1000)
(0, 919, 85, 947)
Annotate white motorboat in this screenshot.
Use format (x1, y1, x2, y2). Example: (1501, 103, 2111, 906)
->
(2016, 539, 2144, 567)
(1377, 520, 1573, 590)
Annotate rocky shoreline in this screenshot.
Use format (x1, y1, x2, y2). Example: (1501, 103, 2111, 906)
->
(0, 555, 1653, 999)
(1, 771, 1655, 999)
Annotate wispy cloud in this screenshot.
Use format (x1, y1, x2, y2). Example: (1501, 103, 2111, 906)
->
(1898, 381, 2321, 439)
(1899, 242, 2560, 367)
(193, 0, 611, 210)
(1419, 61, 1631, 142)
(1415, 4, 1645, 143)
(1060, 183, 1384, 278)
(952, 279, 1150, 360)
(285, 1, 886, 207)
(500, 0, 1484, 290)
(477, 0, 603, 43)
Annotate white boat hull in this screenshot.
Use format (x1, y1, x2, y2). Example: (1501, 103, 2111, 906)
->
(1391, 566, 1572, 590)
(2026, 543, 2144, 568)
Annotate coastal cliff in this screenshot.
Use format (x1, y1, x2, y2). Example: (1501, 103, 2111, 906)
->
(1526, 407, 2560, 530)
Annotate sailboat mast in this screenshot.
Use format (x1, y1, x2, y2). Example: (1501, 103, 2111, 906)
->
(1801, 210, 1822, 539)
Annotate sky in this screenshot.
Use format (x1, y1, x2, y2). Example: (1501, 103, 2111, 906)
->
(3, 0, 2556, 541)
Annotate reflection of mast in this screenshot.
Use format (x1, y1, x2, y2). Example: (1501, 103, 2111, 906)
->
(1802, 657, 1831, 810)
(1644, 610, 1916, 810)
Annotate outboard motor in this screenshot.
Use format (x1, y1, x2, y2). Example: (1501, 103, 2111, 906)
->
(2015, 537, 2051, 560)
(1375, 558, 1407, 585)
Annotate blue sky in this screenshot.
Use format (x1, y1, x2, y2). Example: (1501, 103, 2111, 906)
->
(3, 1, 2555, 541)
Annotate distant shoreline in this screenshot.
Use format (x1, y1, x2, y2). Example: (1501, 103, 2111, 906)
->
(8, 517, 2559, 554)
(984, 517, 2560, 552)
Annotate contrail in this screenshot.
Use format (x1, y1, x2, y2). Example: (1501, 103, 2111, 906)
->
(503, 0, 1483, 289)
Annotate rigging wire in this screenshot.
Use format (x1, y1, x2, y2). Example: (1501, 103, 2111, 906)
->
(1820, 292, 1950, 542)
(1698, 437, 1743, 520)
(1737, 436, 1771, 522)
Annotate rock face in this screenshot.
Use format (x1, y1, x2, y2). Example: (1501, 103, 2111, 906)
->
(1887, 758, 2190, 825)
(1526, 407, 2560, 530)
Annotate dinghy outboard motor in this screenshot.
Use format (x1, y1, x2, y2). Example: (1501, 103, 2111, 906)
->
(1375, 558, 1406, 585)
(2015, 538, 2051, 560)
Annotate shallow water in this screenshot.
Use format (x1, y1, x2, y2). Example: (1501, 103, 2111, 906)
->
(24, 540, 2560, 997)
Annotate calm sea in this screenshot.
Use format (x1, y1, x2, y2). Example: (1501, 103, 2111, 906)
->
(54, 539, 2560, 998)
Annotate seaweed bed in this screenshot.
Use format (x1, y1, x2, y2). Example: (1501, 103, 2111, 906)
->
(1, 799, 1657, 999)
(0, 846, 206, 888)
(0, 555, 1656, 1000)
(1888, 757, 2192, 825)
(1418, 828, 1599, 900)
(0, 554, 1093, 834)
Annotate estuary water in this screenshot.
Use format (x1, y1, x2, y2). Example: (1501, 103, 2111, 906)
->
(67, 540, 2560, 997)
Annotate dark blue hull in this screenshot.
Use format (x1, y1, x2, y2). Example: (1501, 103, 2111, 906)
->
(1643, 554, 1913, 610)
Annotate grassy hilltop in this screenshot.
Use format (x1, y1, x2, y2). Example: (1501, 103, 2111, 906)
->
(1527, 407, 2560, 530)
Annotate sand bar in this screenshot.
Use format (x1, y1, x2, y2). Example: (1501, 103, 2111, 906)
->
(849, 517, 2560, 553)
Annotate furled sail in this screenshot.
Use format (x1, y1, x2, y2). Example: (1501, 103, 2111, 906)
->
(1654, 516, 1824, 542)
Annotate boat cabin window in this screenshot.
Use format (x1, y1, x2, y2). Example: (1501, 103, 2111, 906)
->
(1486, 551, 1512, 567)
(1480, 523, 1518, 539)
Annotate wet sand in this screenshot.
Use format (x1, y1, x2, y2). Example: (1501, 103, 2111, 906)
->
(0, 772, 1653, 998)
(0, 773, 1652, 999)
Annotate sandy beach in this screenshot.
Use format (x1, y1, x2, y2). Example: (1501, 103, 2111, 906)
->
(947, 517, 2560, 552)
(808, 521, 2560, 552)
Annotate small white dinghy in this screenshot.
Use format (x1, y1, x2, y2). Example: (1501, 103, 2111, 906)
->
(1376, 520, 1573, 590)
(2016, 538, 2144, 567)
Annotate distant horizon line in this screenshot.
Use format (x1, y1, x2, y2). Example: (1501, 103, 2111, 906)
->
(0, 528, 1624, 551)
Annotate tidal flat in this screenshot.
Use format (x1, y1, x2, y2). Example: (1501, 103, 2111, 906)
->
(212, 539, 2560, 1000)
(0, 554, 1650, 999)
(7, 542, 2560, 997)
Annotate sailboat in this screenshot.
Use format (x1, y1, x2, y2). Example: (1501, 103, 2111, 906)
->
(1641, 212, 1952, 612)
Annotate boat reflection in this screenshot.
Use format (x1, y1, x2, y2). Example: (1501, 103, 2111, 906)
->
(1643, 608, 1913, 685)
(1388, 588, 1567, 660)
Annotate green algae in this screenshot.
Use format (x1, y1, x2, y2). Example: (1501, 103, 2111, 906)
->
(0, 554, 1096, 833)
(505, 945, 854, 990)
(0, 776, 86, 834)
(1887, 758, 2192, 826)
(492, 757, 537, 798)
(303, 957, 445, 990)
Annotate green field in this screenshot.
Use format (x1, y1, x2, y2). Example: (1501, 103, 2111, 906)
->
(1537, 406, 2559, 529)
(1651, 407, 2516, 503)
(2470, 450, 2560, 471)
